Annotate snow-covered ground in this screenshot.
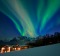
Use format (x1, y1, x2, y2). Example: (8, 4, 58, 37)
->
(0, 43, 60, 56)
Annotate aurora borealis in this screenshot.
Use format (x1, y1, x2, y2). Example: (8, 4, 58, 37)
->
(0, 0, 60, 39)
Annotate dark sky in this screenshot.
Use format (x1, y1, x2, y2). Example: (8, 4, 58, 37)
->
(0, 0, 60, 40)
(0, 12, 20, 40)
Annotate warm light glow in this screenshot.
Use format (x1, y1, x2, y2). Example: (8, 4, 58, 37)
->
(24, 47, 28, 49)
(14, 48, 16, 50)
(16, 47, 21, 51)
(7, 47, 10, 52)
(1, 47, 5, 53)
(0, 45, 29, 53)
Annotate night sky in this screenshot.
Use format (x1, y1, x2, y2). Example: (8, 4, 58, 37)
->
(0, 0, 60, 40)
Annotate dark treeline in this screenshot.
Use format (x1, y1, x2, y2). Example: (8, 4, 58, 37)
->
(0, 32, 60, 49)
(27, 32, 60, 47)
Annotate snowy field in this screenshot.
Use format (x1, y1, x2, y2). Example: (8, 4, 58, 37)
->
(0, 43, 60, 56)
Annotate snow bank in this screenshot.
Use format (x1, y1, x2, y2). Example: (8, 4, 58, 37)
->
(0, 43, 60, 56)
